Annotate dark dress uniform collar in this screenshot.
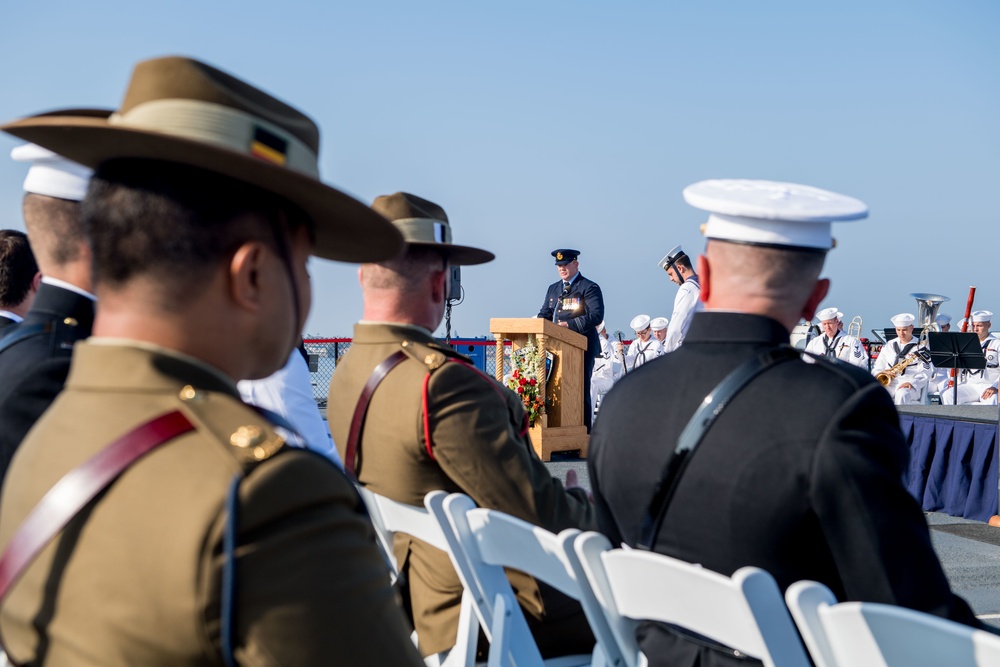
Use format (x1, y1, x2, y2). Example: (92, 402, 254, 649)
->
(683, 311, 790, 346)
(26, 282, 96, 334)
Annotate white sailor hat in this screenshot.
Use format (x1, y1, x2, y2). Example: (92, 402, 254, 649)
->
(597, 320, 606, 332)
(935, 314, 952, 326)
(650, 317, 669, 331)
(10, 143, 92, 202)
(971, 310, 993, 323)
(816, 307, 843, 322)
(891, 313, 915, 327)
(683, 179, 868, 252)
(630, 314, 651, 332)
(657, 245, 688, 271)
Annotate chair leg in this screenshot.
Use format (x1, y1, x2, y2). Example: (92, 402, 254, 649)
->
(487, 593, 511, 667)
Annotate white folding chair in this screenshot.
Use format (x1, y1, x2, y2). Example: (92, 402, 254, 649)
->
(356, 487, 478, 667)
(571, 532, 811, 667)
(786, 580, 1000, 667)
(435, 492, 610, 667)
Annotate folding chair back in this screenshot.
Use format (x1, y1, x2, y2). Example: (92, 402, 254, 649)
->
(438, 493, 600, 667)
(786, 580, 1000, 667)
(576, 536, 809, 667)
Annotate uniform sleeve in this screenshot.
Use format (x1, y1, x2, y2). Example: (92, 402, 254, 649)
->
(849, 338, 870, 369)
(810, 383, 982, 627)
(569, 280, 604, 336)
(537, 284, 555, 321)
(204, 450, 423, 666)
(665, 284, 698, 352)
(425, 362, 596, 533)
(0, 358, 71, 481)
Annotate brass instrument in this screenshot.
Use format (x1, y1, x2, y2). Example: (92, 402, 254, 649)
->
(911, 292, 950, 341)
(876, 348, 932, 386)
(847, 316, 862, 339)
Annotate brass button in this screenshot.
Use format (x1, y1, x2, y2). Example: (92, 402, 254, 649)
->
(63, 317, 78, 326)
(179, 385, 201, 401)
(230, 425, 264, 449)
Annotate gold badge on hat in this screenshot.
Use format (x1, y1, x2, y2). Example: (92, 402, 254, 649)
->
(556, 252, 564, 261)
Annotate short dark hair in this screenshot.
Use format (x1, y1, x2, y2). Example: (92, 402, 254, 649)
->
(22, 193, 87, 267)
(673, 253, 693, 271)
(0, 229, 39, 308)
(83, 159, 314, 300)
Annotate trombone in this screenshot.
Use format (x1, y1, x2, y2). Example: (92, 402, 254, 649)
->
(847, 316, 863, 340)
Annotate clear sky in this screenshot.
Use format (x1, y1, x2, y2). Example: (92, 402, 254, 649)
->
(1, 2, 997, 340)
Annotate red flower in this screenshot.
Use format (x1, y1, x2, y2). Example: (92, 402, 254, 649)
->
(517, 386, 525, 394)
(518, 377, 526, 386)
(528, 378, 537, 386)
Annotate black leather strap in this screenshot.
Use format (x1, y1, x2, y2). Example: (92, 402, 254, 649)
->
(637, 345, 800, 550)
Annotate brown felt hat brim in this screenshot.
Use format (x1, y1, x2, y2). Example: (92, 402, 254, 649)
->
(405, 241, 495, 266)
(1, 113, 403, 264)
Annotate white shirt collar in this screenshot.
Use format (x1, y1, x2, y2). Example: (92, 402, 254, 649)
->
(0, 310, 23, 323)
(41, 276, 96, 302)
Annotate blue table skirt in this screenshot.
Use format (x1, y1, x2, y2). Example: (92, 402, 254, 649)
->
(900, 414, 998, 522)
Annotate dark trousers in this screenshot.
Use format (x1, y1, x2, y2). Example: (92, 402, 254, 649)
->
(583, 352, 595, 432)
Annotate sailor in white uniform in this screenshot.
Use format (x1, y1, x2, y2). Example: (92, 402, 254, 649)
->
(871, 313, 932, 405)
(940, 310, 1000, 405)
(616, 314, 663, 372)
(929, 313, 954, 393)
(658, 245, 702, 352)
(591, 320, 624, 414)
(650, 316, 669, 357)
(804, 306, 868, 368)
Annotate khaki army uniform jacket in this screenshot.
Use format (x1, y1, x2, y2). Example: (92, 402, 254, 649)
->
(0, 340, 422, 667)
(328, 323, 595, 657)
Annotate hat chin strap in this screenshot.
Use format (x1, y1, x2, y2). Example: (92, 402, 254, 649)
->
(264, 210, 304, 359)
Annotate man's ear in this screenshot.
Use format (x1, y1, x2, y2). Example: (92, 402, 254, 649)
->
(430, 268, 447, 303)
(357, 265, 365, 287)
(801, 278, 831, 322)
(31, 271, 42, 294)
(229, 241, 266, 312)
(697, 255, 710, 303)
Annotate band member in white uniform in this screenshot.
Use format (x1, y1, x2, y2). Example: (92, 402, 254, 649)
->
(804, 306, 869, 368)
(591, 321, 624, 414)
(871, 313, 932, 405)
(650, 317, 669, 356)
(658, 245, 702, 352)
(616, 314, 663, 372)
(941, 310, 1000, 405)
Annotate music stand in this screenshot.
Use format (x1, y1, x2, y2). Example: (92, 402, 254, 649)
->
(927, 332, 986, 404)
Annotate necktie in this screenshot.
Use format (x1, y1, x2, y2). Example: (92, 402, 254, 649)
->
(562, 281, 570, 293)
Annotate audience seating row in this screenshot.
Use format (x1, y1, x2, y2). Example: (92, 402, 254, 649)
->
(358, 487, 1000, 667)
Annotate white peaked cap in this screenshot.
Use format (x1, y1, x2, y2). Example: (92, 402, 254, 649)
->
(816, 307, 843, 322)
(935, 314, 952, 325)
(650, 317, 669, 331)
(683, 179, 868, 251)
(971, 310, 993, 323)
(891, 313, 915, 327)
(630, 314, 651, 331)
(11, 143, 92, 202)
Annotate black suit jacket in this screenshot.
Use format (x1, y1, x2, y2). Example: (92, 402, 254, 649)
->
(0, 283, 95, 485)
(536, 273, 604, 359)
(589, 311, 982, 666)
(0, 316, 17, 332)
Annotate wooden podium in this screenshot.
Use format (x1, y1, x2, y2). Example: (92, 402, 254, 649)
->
(490, 317, 589, 461)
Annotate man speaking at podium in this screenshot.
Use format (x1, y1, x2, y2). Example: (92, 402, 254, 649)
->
(537, 249, 604, 430)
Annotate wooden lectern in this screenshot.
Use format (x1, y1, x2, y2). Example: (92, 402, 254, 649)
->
(490, 317, 589, 461)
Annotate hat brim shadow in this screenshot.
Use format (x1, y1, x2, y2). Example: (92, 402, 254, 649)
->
(406, 241, 494, 266)
(1, 114, 404, 263)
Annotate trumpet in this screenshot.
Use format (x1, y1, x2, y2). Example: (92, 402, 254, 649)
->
(876, 349, 932, 386)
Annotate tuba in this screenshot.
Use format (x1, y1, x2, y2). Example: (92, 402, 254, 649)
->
(911, 293, 950, 340)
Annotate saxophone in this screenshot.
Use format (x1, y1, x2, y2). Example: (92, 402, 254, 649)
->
(876, 348, 932, 386)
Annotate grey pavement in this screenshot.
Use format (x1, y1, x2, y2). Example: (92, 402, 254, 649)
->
(545, 456, 1000, 628)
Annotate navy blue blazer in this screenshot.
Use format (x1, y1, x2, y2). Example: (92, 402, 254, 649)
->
(0, 282, 95, 486)
(536, 273, 604, 358)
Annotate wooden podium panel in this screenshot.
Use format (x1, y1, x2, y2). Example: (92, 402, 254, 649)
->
(490, 317, 589, 461)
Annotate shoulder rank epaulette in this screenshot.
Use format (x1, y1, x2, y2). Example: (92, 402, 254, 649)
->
(399, 339, 457, 370)
(176, 384, 285, 464)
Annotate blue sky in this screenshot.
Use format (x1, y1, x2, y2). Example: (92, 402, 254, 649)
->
(1, 2, 997, 339)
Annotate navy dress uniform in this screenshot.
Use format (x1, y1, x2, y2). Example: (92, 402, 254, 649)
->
(590, 179, 984, 667)
(537, 249, 604, 429)
(0, 144, 96, 486)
